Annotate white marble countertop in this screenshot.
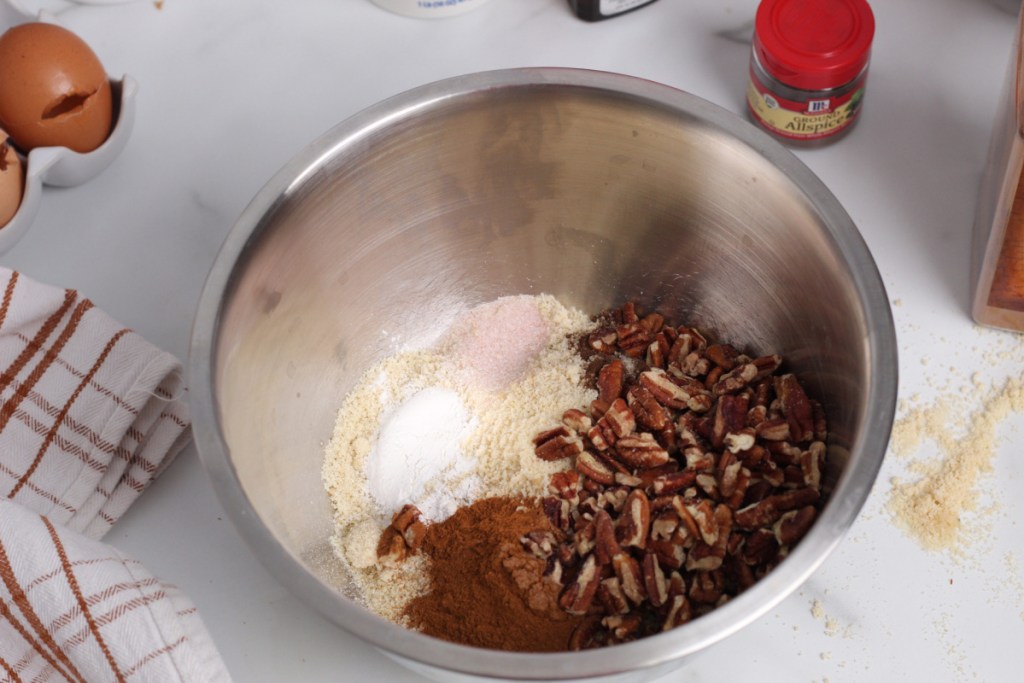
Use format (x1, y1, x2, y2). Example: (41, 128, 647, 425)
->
(3, 0, 1024, 681)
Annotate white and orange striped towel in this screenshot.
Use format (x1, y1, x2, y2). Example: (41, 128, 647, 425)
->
(0, 268, 230, 682)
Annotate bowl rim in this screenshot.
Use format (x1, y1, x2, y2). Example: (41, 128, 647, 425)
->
(189, 66, 897, 680)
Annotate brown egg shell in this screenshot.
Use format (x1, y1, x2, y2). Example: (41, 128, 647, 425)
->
(0, 22, 113, 153)
(0, 131, 24, 227)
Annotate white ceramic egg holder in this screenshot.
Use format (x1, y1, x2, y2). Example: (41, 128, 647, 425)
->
(0, 0, 137, 255)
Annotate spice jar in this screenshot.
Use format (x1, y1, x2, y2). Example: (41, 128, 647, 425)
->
(746, 0, 875, 145)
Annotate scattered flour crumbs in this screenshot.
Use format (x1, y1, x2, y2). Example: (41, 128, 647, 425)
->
(321, 294, 595, 621)
(887, 370, 1024, 555)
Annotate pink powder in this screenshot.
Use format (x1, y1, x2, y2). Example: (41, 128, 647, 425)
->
(443, 296, 551, 392)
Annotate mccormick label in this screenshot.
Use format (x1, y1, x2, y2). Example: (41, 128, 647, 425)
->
(746, 68, 867, 141)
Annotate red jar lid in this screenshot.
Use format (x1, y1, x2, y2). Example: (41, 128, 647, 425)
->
(753, 0, 875, 91)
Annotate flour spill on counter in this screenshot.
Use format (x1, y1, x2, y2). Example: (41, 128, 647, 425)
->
(886, 325, 1024, 557)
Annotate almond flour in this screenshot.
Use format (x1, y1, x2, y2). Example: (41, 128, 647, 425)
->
(887, 374, 1024, 554)
(321, 294, 595, 621)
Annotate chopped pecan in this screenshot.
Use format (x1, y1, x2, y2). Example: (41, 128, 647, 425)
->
(755, 418, 791, 441)
(651, 469, 697, 495)
(534, 426, 584, 461)
(686, 541, 722, 572)
(597, 577, 631, 616)
(638, 368, 692, 409)
(391, 504, 427, 551)
(650, 510, 680, 541)
(801, 441, 825, 490)
(646, 333, 670, 369)
(751, 354, 782, 379)
(648, 537, 686, 570)
(544, 555, 564, 585)
(568, 618, 602, 651)
(594, 510, 620, 566)
(560, 554, 601, 615)
(711, 362, 758, 396)
(614, 471, 644, 488)
(639, 312, 665, 333)
(598, 487, 629, 514)
(602, 398, 636, 438)
(376, 527, 408, 566)
(543, 496, 572, 531)
(767, 486, 820, 511)
(603, 613, 643, 642)
(587, 327, 618, 354)
(617, 322, 653, 358)
(615, 432, 670, 469)
(718, 457, 744, 499)
(518, 302, 831, 648)
(590, 397, 612, 418)
(642, 552, 669, 607)
(683, 446, 715, 471)
(746, 403, 768, 428)
(612, 553, 646, 604)
(626, 385, 670, 431)
(688, 570, 724, 605)
(723, 428, 756, 454)
(775, 374, 814, 443)
(587, 421, 615, 451)
(549, 470, 581, 502)
(576, 451, 617, 485)
(684, 499, 718, 546)
(673, 351, 711, 378)
(562, 408, 593, 434)
(712, 394, 749, 449)
(773, 505, 817, 546)
(695, 472, 719, 499)
(597, 359, 626, 405)
(617, 490, 651, 549)
(521, 530, 557, 560)
(706, 343, 741, 370)
(662, 594, 693, 631)
(741, 528, 780, 566)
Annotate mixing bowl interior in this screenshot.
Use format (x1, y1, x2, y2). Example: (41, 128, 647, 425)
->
(193, 69, 894, 681)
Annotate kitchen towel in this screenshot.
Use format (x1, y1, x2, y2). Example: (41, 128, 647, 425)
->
(0, 267, 231, 682)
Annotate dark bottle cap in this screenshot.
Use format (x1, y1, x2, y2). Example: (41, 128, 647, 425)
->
(569, 0, 661, 22)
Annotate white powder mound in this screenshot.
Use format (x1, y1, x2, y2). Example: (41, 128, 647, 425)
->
(365, 387, 479, 522)
(441, 295, 551, 392)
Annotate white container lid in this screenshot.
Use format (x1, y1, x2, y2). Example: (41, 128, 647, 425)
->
(370, 0, 492, 18)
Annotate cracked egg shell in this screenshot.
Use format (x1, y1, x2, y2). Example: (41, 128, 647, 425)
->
(0, 22, 113, 153)
(0, 130, 23, 228)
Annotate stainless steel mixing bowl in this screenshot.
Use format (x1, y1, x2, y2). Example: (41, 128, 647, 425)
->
(190, 68, 897, 682)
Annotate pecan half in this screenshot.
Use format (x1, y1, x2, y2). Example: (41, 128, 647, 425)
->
(773, 505, 817, 546)
(615, 432, 670, 469)
(597, 359, 625, 405)
(576, 451, 617, 485)
(612, 553, 646, 604)
(626, 385, 670, 431)
(392, 504, 427, 551)
(617, 490, 651, 549)
(534, 426, 584, 461)
(560, 554, 601, 615)
(642, 552, 669, 607)
(775, 374, 814, 443)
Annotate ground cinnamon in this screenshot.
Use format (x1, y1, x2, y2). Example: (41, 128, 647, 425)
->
(403, 496, 582, 652)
